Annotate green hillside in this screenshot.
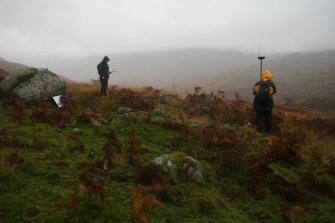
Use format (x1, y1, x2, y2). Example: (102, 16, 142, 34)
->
(0, 83, 334, 223)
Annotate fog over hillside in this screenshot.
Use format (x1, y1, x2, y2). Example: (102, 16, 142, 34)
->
(201, 50, 335, 110)
(2, 49, 335, 110)
(13, 49, 271, 88)
(0, 57, 28, 73)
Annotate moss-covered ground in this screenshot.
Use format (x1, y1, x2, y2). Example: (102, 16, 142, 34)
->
(0, 84, 334, 223)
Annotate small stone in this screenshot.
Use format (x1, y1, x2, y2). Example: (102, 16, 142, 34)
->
(190, 123, 198, 128)
(160, 97, 170, 105)
(117, 107, 132, 114)
(151, 108, 167, 117)
(201, 106, 210, 113)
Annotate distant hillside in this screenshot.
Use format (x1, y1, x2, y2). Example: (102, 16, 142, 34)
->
(0, 58, 29, 73)
(18, 49, 260, 88)
(4, 49, 335, 111)
(201, 50, 335, 111)
(0, 57, 74, 83)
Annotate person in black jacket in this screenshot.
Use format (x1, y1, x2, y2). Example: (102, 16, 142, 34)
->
(97, 56, 111, 96)
(253, 70, 277, 133)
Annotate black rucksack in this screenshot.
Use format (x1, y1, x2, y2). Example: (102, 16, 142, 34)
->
(97, 62, 103, 75)
(256, 81, 271, 104)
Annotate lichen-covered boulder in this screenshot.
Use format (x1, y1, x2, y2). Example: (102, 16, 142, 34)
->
(150, 153, 207, 185)
(151, 154, 179, 183)
(183, 156, 207, 185)
(0, 68, 66, 100)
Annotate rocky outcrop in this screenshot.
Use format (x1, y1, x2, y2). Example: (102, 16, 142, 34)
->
(151, 154, 179, 183)
(183, 156, 207, 185)
(0, 68, 66, 100)
(150, 153, 207, 185)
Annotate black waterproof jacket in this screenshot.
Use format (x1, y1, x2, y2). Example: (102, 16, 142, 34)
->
(97, 58, 110, 79)
(253, 70, 276, 111)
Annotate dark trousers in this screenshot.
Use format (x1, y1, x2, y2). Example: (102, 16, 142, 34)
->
(100, 76, 108, 96)
(256, 110, 272, 133)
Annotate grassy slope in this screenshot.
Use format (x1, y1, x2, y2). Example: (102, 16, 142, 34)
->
(0, 84, 334, 223)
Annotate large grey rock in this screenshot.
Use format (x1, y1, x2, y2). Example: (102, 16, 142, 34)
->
(150, 153, 207, 185)
(0, 68, 66, 100)
(151, 154, 179, 183)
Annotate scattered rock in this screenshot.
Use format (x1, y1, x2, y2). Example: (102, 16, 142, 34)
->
(117, 107, 132, 114)
(149, 153, 207, 185)
(223, 123, 236, 131)
(122, 112, 137, 121)
(151, 154, 179, 183)
(73, 128, 80, 132)
(190, 123, 199, 128)
(160, 97, 170, 105)
(201, 106, 210, 113)
(183, 156, 207, 185)
(151, 108, 167, 117)
(0, 68, 66, 100)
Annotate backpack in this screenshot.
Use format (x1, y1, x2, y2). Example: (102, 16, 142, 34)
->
(97, 62, 103, 75)
(256, 81, 271, 104)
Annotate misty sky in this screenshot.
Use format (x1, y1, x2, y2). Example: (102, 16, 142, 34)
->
(1, 0, 335, 60)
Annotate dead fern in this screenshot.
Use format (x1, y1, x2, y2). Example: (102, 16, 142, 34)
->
(66, 178, 106, 211)
(252, 128, 305, 173)
(281, 205, 304, 223)
(102, 131, 122, 165)
(128, 131, 143, 168)
(5, 152, 24, 165)
(130, 184, 164, 223)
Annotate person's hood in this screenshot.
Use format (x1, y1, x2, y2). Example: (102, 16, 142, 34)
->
(103, 56, 110, 62)
(261, 70, 273, 81)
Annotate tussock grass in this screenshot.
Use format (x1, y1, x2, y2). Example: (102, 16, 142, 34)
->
(0, 83, 334, 222)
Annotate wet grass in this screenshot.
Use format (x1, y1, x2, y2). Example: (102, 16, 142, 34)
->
(0, 85, 335, 223)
